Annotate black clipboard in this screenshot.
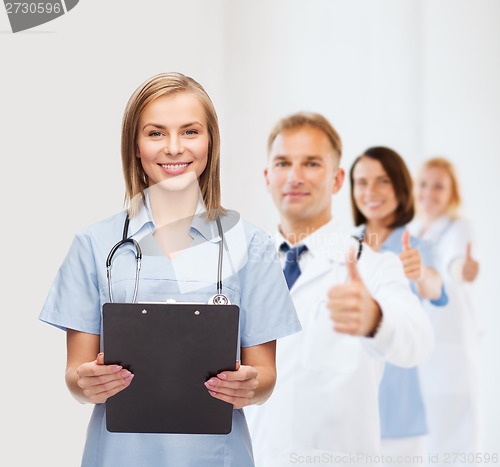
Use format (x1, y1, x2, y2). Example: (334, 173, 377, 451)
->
(102, 302, 240, 434)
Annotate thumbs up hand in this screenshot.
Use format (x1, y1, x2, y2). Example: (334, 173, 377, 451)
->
(327, 248, 382, 337)
(399, 230, 423, 281)
(402, 229, 412, 251)
(462, 242, 479, 282)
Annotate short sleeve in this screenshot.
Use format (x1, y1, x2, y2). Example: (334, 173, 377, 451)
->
(39, 232, 101, 334)
(238, 229, 301, 348)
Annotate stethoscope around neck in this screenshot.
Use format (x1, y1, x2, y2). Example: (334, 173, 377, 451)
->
(105, 214, 230, 305)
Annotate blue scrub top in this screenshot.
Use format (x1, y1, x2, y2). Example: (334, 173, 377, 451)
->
(358, 225, 447, 439)
(40, 197, 301, 467)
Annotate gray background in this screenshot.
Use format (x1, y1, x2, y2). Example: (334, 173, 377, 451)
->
(1, 0, 499, 465)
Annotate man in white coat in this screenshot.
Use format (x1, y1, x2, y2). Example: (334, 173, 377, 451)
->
(245, 112, 434, 467)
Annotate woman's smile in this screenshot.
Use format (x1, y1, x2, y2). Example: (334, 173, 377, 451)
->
(158, 162, 192, 175)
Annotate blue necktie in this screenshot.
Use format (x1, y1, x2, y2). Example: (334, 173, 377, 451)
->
(280, 243, 308, 289)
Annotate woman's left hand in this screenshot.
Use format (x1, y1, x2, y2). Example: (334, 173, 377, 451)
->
(205, 361, 259, 409)
(399, 230, 423, 281)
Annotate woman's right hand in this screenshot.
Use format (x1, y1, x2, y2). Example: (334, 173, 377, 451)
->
(399, 230, 423, 281)
(75, 353, 134, 404)
(399, 230, 443, 300)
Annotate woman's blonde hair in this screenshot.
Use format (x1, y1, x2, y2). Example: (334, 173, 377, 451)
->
(418, 157, 462, 217)
(121, 72, 224, 220)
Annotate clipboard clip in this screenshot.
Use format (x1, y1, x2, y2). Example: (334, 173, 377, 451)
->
(139, 297, 232, 305)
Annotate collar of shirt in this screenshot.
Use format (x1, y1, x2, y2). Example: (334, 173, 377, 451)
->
(354, 224, 415, 254)
(126, 190, 221, 244)
(379, 225, 406, 253)
(190, 207, 222, 244)
(275, 218, 355, 265)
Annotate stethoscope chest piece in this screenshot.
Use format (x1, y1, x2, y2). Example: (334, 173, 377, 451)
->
(208, 294, 231, 305)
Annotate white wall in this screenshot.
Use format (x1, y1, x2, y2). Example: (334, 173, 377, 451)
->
(421, 0, 500, 451)
(1, 0, 498, 465)
(220, 0, 425, 231)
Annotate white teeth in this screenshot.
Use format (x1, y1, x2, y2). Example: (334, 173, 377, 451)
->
(161, 163, 189, 170)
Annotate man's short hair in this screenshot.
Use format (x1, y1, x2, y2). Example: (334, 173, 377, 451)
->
(267, 112, 343, 158)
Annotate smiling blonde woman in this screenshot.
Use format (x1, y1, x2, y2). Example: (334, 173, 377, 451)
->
(39, 72, 301, 467)
(410, 157, 481, 465)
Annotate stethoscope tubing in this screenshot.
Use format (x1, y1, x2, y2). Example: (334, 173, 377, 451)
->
(106, 214, 225, 304)
(106, 216, 143, 303)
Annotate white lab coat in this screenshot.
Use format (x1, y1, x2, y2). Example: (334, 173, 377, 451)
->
(410, 216, 481, 461)
(245, 220, 434, 467)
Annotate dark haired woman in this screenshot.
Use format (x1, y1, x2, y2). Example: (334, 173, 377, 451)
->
(350, 147, 447, 466)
